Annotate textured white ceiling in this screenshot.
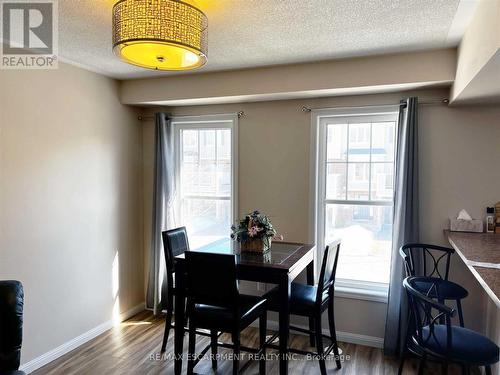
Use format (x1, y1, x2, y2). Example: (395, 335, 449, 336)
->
(58, 0, 467, 80)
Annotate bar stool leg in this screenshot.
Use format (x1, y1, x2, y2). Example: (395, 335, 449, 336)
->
(161, 293, 174, 352)
(417, 354, 426, 375)
(485, 366, 492, 375)
(187, 321, 196, 375)
(398, 356, 405, 375)
(210, 329, 218, 370)
(456, 299, 465, 327)
(307, 260, 316, 347)
(232, 330, 240, 375)
(327, 303, 341, 369)
(259, 313, 267, 375)
(315, 312, 327, 375)
(441, 361, 448, 375)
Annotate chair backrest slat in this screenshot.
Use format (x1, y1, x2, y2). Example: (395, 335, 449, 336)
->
(162, 227, 190, 276)
(445, 253, 451, 280)
(316, 241, 341, 305)
(422, 247, 427, 276)
(400, 243, 455, 280)
(185, 251, 239, 307)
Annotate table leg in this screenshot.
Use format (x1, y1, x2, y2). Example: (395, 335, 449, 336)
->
(174, 267, 185, 375)
(306, 260, 315, 347)
(278, 274, 291, 375)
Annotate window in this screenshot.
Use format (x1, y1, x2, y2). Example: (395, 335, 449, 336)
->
(173, 115, 238, 250)
(314, 107, 398, 293)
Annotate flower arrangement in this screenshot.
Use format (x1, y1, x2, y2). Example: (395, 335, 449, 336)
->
(231, 211, 277, 253)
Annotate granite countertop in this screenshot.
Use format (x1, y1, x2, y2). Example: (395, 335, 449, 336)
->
(446, 230, 500, 265)
(473, 266, 500, 306)
(445, 230, 500, 307)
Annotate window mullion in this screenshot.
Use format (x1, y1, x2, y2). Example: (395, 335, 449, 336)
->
(325, 199, 393, 206)
(215, 130, 219, 196)
(345, 121, 350, 200)
(368, 122, 373, 201)
(197, 129, 201, 196)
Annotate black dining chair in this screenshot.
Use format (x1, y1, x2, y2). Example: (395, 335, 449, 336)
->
(403, 276, 499, 375)
(161, 227, 221, 354)
(400, 243, 468, 327)
(264, 241, 342, 375)
(185, 251, 267, 375)
(0, 280, 26, 375)
(160, 227, 190, 353)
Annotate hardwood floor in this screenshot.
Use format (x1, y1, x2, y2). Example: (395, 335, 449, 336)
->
(32, 311, 471, 374)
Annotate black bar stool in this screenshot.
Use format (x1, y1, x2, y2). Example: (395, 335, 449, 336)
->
(185, 251, 268, 375)
(404, 276, 498, 375)
(400, 243, 468, 326)
(264, 241, 342, 375)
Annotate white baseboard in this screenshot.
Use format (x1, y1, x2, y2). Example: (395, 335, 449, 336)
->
(118, 302, 146, 323)
(261, 319, 384, 349)
(20, 302, 145, 374)
(336, 331, 384, 349)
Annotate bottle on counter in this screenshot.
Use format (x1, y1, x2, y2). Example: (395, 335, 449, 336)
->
(486, 207, 495, 233)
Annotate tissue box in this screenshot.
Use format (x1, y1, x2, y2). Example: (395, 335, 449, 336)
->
(449, 219, 483, 233)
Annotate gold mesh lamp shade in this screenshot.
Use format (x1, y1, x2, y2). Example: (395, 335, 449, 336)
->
(112, 0, 208, 70)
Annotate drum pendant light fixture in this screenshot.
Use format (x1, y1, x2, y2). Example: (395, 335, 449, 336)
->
(112, 0, 208, 71)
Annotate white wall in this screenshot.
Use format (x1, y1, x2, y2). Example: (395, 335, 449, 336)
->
(452, 0, 500, 102)
(0, 62, 144, 364)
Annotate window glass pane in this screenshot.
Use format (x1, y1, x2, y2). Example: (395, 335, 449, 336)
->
(327, 123, 347, 162)
(180, 163, 198, 195)
(325, 204, 393, 283)
(326, 163, 347, 200)
(182, 198, 231, 249)
(182, 130, 198, 163)
(217, 129, 231, 161)
(216, 161, 231, 196)
(348, 123, 371, 162)
(179, 126, 233, 250)
(372, 122, 395, 162)
(197, 161, 217, 195)
(347, 163, 369, 200)
(181, 162, 217, 196)
(371, 163, 394, 201)
(199, 130, 216, 160)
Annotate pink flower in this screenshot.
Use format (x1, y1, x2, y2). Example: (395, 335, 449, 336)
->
(248, 226, 262, 237)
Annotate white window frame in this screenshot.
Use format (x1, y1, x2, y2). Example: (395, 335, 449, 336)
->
(172, 114, 239, 245)
(309, 106, 399, 302)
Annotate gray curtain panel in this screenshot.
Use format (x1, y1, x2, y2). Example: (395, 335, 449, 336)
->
(384, 97, 420, 356)
(146, 113, 176, 315)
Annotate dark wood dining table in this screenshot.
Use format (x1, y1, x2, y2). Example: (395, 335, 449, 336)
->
(173, 240, 315, 375)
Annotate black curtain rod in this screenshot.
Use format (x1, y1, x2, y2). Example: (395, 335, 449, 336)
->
(138, 111, 244, 121)
(301, 98, 449, 113)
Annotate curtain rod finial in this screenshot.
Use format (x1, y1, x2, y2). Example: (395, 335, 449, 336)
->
(237, 111, 244, 118)
(302, 106, 311, 112)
